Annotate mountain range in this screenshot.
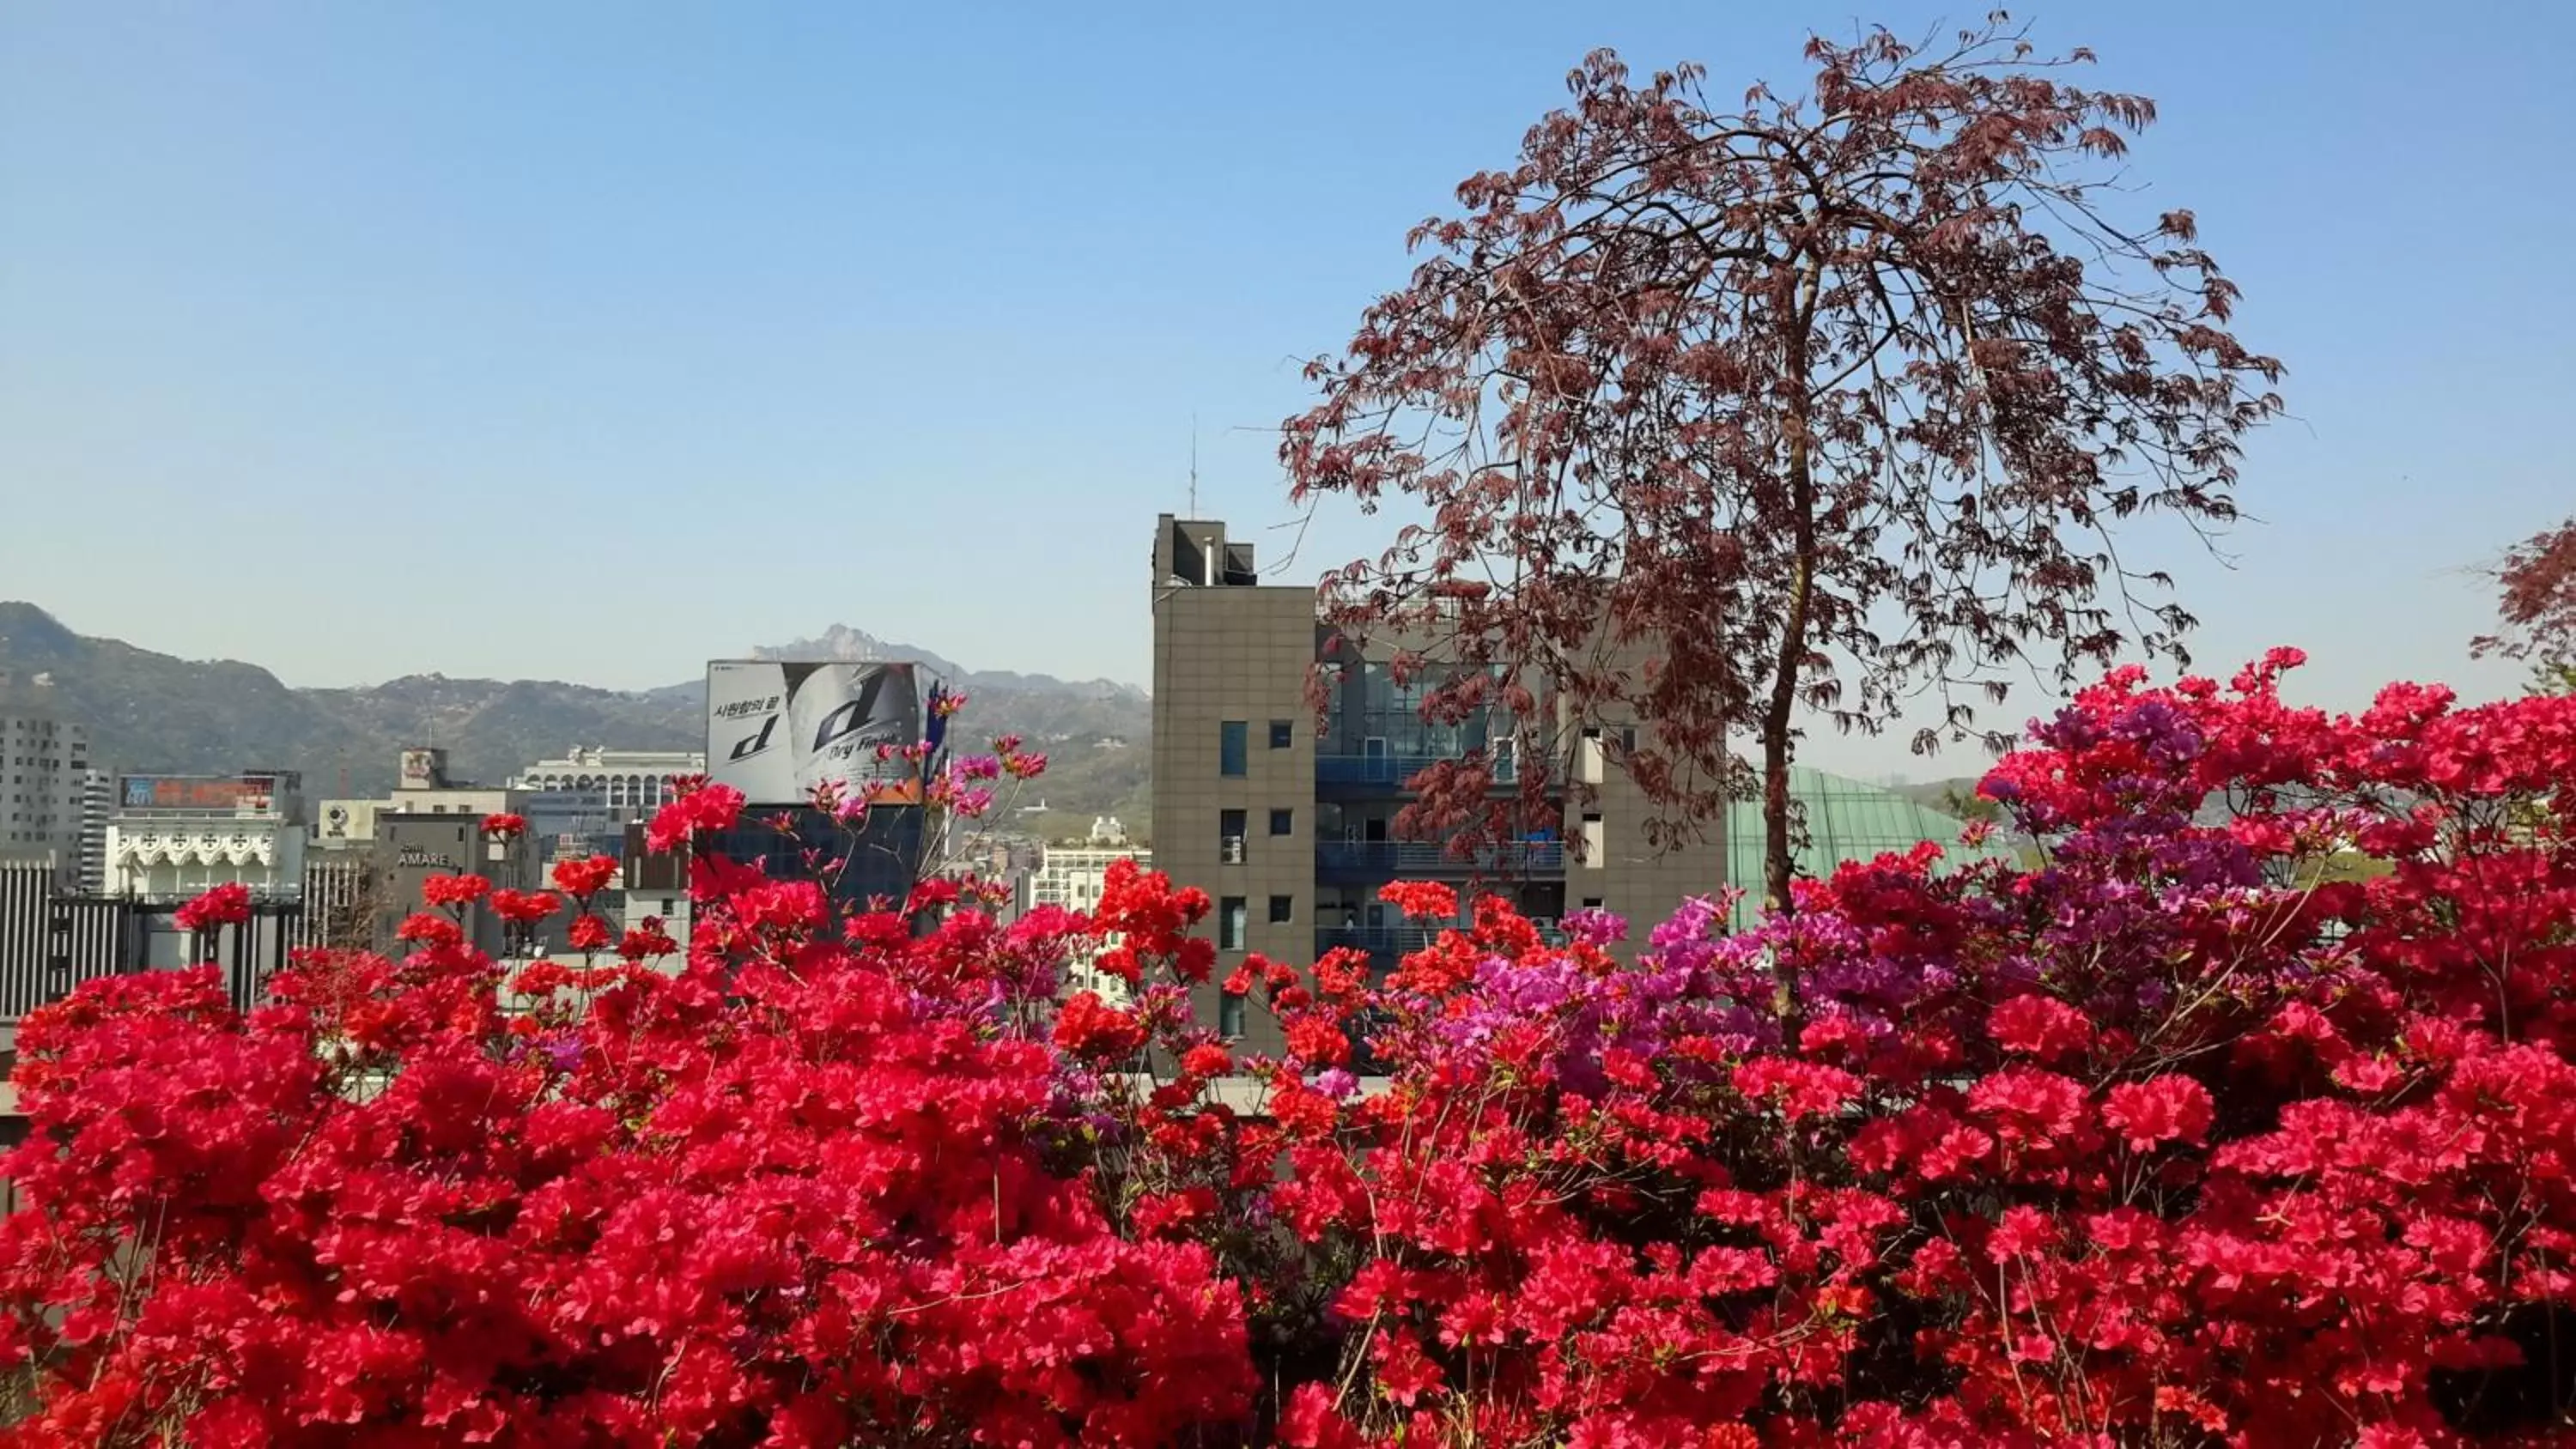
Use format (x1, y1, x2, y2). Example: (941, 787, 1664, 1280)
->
(0, 603, 1150, 828)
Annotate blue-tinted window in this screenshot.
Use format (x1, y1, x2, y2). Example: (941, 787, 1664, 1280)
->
(1218, 895, 1247, 949)
(1219, 721, 1248, 777)
(1218, 992, 1245, 1039)
(1268, 808, 1293, 836)
(703, 806, 927, 919)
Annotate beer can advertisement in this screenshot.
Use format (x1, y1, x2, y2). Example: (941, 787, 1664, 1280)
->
(704, 661, 929, 807)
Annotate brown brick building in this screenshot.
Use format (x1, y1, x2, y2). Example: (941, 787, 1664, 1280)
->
(1150, 514, 1726, 1057)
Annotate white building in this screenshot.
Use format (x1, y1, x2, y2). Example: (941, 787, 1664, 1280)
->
(1025, 844, 1152, 1001)
(0, 674, 94, 877)
(105, 772, 308, 901)
(76, 770, 112, 893)
(508, 746, 704, 812)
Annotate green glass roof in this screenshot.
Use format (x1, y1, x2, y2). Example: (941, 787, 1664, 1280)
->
(1722, 766, 2011, 926)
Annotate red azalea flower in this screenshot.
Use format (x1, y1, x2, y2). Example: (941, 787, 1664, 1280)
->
(419, 873, 492, 909)
(1053, 991, 1147, 1060)
(566, 913, 612, 953)
(1376, 880, 1457, 920)
(479, 812, 529, 839)
(173, 882, 252, 931)
(550, 853, 617, 899)
(393, 911, 463, 946)
(489, 888, 562, 925)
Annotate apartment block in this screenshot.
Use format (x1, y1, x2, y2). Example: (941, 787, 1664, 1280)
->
(0, 673, 93, 868)
(1025, 842, 1154, 1000)
(1148, 514, 1732, 1057)
(1146, 513, 2014, 1060)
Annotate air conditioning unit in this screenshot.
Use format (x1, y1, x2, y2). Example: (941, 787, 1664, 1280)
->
(1220, 837, 1248, 864)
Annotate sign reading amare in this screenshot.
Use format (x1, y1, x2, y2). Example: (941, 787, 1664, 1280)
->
(703, 661, 930, 808)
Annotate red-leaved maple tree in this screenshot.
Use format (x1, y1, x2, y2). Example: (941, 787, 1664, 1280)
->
(1280, 18, 2284, 912)
(2476, 516, 2576, 675)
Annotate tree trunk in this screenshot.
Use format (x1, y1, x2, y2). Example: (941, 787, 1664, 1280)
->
(1761, 471, 1814, 920)
(1762, 264, 1823, 923)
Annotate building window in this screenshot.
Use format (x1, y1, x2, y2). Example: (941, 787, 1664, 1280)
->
(1220, 809, 1248, 863)
(1582, 897, 1604, 910)
(1268, 719, 1292, 749)
(1582, 813, 1604, 868)
(1218, 896, 1247, 949)
(1218, 992, 1245, 1040)
(1268, 894, 1293, 924)
(1268, 808, 1292, 836)
(1220, 721, 1248, 777)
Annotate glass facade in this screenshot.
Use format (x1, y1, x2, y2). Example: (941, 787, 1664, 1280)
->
(702, 805, 928, 914)
(1315, 662, 1513, 758)
(1722, 767, 2011, 926)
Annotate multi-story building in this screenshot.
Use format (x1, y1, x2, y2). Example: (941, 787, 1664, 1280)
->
(1149, 514, 2004, 1056)
(75, 770, 111, 894)
(369, 811, 538, 959)
(510, 747, 702, 815)
(297, 852, 374, 953)
(0, 853, 298, 1024)
(104, 772, 308, 903)
(313, 748, 523, 847)
(701, 805, 931, 916)
(617, 821, 694, 958)
(0, 674, 94, 870)
(1025, 842, 1153, 999)
(508, 747, 703, 868)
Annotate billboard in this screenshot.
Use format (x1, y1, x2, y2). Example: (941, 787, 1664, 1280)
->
(704, 661, 932, 807)
(118, 773, 295, 814)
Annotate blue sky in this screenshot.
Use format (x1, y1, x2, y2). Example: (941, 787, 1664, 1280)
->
(3, 2, 2568, 778)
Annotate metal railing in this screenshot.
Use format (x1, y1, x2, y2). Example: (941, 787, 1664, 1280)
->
(1314, 922, 1570, 958)
(1314, 840, 1564, 876)
(1314, 752, 1522, 789)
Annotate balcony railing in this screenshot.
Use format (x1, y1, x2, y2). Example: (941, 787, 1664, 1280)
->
(1314, 925, 1451, 957)
(1315, 922, 1571, 959)
(1314, 752, 1522, 789)
(1314, 840, 1564, 876)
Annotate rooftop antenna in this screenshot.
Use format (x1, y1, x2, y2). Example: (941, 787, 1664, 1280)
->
(1188, 412, 1199, 518)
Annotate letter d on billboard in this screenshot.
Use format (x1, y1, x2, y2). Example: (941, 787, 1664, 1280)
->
(703, 661, 927, 808)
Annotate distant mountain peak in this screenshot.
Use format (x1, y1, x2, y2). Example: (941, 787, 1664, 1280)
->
(0, 602, 82, 658)
(749, 624, 908, 665)
(0, 608, 1150, 821)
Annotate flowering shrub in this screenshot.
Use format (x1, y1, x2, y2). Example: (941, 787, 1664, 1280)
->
(3, 653, 2574, 1446)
